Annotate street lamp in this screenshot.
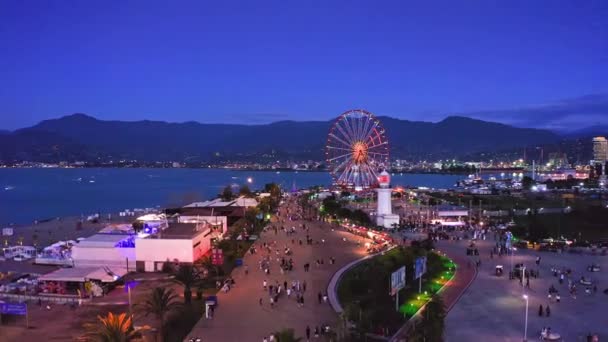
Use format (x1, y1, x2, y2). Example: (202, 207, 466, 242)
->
(522, 294, 529, 342)
(510, 247, 514, 273)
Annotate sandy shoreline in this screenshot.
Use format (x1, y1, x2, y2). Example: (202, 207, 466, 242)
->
(2, 213, 134, 248)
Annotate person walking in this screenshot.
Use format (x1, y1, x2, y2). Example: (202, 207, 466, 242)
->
(306, 325, 311, 341)
(538, 304, 543, 316)
(546, 305, 551, 317)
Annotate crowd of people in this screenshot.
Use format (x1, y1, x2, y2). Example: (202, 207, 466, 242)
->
(253, 195, 348, 342)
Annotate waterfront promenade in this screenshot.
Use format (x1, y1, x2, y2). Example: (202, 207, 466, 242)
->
(186, 197, 369, 341)
(389, 238, 477, 341)
(445, 235, 608, 341)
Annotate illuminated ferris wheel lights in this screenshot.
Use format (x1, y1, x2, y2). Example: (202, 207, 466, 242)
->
(325, 109, 389, 191)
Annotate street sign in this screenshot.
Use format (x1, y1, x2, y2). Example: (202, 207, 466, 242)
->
(390, 266, 406, 295)
(211, 249, 224, 265)
(0, 302, 27, 315)
(414, 256, 427, 280)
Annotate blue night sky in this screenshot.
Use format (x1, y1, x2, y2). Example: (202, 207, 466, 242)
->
(1, 0, 607, 131)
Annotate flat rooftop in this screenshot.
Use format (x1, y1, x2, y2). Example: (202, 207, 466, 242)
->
(76, 234, 132, 248)
(184, 196, 258, 208)
(38, 266, 128, 283)
(154, 223, 208, 239)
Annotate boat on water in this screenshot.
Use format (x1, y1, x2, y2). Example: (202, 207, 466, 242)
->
(89, 180, 95, 183)
(4, 185, 15, 191)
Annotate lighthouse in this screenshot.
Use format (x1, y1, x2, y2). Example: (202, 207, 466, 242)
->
(375, 171, 400, 229)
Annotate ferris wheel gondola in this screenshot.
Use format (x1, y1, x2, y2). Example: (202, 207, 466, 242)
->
(325, 109, 389, 191)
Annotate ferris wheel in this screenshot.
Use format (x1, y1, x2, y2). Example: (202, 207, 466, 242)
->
(325, 109, 389, 191)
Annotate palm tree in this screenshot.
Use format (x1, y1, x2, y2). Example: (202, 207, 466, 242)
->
(139, 287, 182, 342)
(272, 328, 302, 342)
(173, 264, 201, 303)
(198, 256, 218, 278)
(411, 295, 446, 342)
(85, 312, 139, 342)
(336, 309, 352, 341)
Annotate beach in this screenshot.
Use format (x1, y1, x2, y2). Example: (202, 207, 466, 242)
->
(0, 213, 135, 274)
(3, 213, 133, 248)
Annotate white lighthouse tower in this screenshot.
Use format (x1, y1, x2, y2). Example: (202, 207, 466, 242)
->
(375, 171, 400, 229)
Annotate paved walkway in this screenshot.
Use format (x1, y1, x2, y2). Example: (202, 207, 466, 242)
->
(186, 197, 369, 341)
(445, 235, 608, 341)
(391, 238, 478, 341)
(435, 241, 478, 313)
(327, 246, 397, 314)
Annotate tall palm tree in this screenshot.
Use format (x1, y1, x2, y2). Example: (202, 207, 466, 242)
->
(85, 312, 139, 342)
(272, 328, 302, 342)
(173, 264, 201, 303)
(139, 287, 182, 342)
(198, 256, 218, 278)
(411, 295, 446, 342)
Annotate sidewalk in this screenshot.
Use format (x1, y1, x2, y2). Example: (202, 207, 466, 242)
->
(186, 198, 369, 341)
(391, 240, 477, 341)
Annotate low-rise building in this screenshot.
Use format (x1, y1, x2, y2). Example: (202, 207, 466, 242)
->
(135, 221, 224, 272)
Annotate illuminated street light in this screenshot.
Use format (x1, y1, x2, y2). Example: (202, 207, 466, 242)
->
(247, 177, 253, 184)
(522, 294, 529, 341)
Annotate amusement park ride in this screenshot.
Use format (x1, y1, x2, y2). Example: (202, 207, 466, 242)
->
(325, 109, 398, 228)
(325, 109, 390, 191)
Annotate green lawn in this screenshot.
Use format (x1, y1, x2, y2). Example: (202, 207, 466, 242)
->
(512, 207, 608, 242)
(427, 192, 565, 211)
(337, 246, 455, 337)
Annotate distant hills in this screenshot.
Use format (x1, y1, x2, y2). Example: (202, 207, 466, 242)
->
(0, 113, 562, 162)
(561, 125, 608, 139)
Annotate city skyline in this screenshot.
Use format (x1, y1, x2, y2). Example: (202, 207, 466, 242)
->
(2, 1, 607, 130)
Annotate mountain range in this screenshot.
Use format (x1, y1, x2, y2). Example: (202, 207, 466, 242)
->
(0, 113, 570, 162)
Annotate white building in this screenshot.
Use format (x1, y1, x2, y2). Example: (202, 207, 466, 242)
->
(185, 196, 258, 209)
(375, 171, 400, 229)
(71, 234, 136, 269)
(432, 205, 469, 226)
(593, 136, 608, 163)
(135, 222, 222, 272)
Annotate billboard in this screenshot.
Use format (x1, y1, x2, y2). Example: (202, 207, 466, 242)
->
(0, 302, 27, 315)
(391, 266, 406, 295)
(414, 256, 427, 280)
(211, 249, 224, 265)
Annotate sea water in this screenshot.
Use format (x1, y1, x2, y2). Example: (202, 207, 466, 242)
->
(0, 168, 461, 224)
